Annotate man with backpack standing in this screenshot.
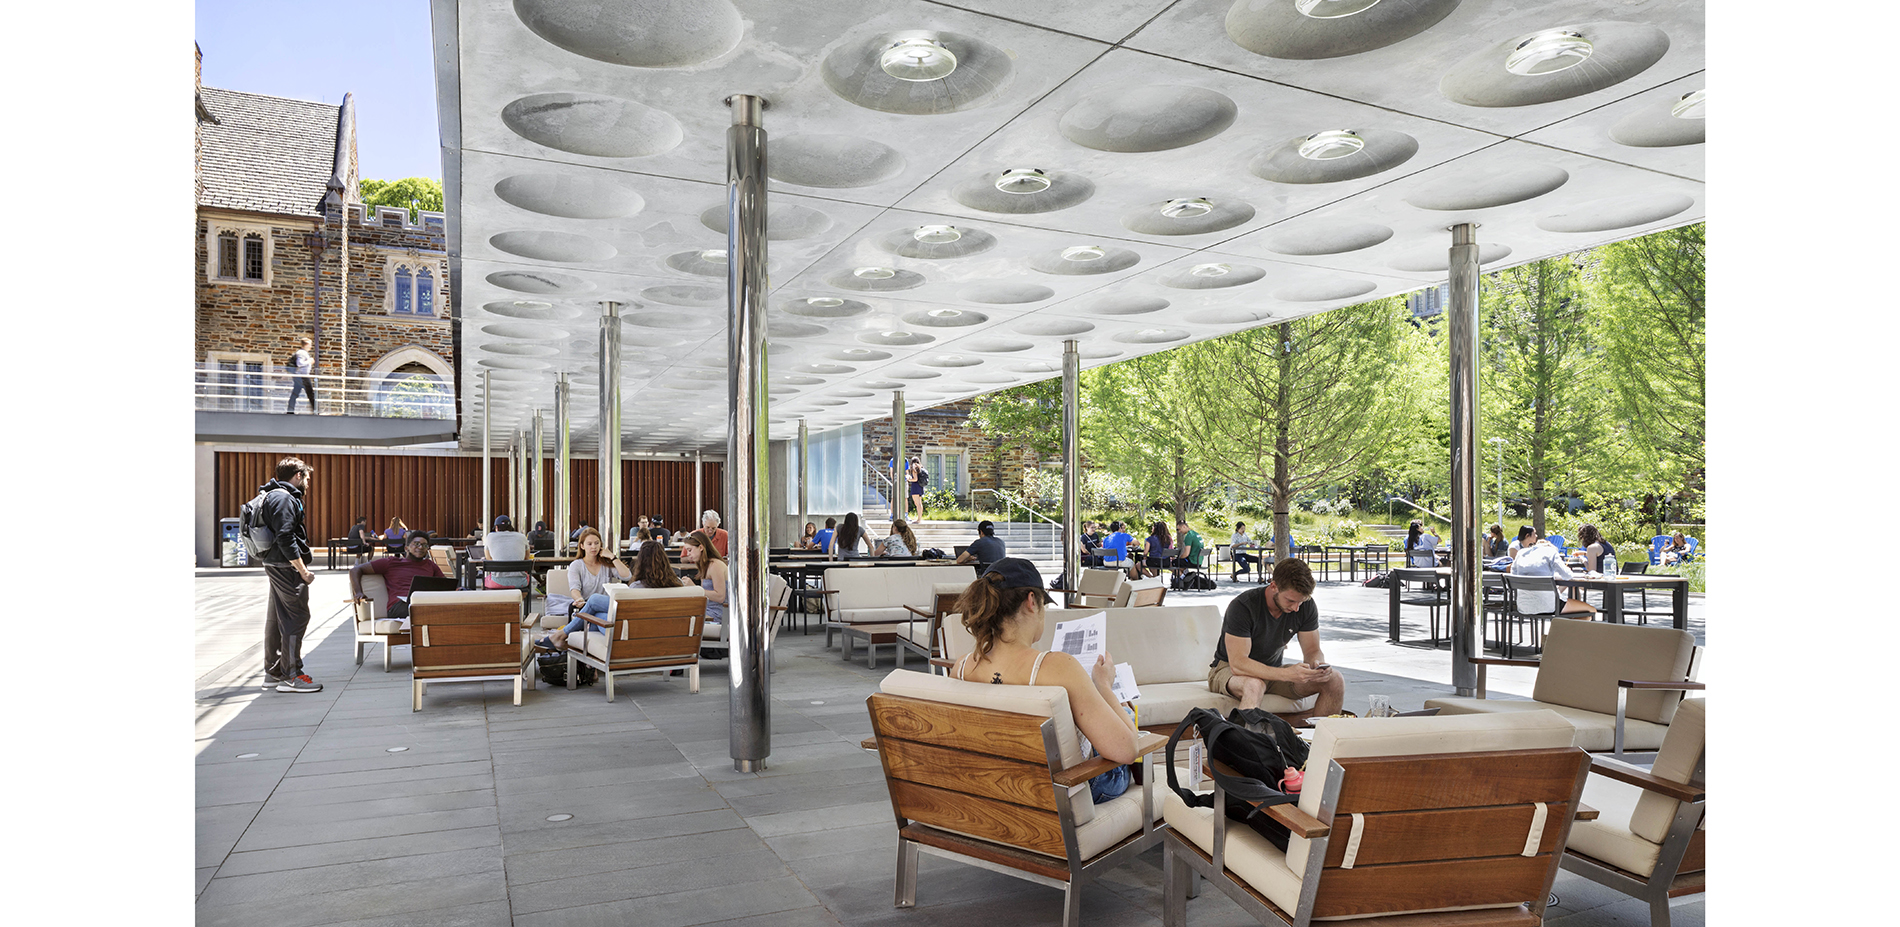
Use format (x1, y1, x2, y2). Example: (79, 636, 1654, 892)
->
(256, 457, 322, 692)
(1207, 558, 1342, 720)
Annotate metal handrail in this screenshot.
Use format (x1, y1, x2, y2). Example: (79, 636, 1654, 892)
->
(971, 488, 1063, 555)
(192, 362, 453, 420)
(1386, 497, 1452, 524)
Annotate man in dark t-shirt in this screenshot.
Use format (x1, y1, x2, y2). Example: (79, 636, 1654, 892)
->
(350, 533, 446, 626)
(1208, 557, 1344, 719)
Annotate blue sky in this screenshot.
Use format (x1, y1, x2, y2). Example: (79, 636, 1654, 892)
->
(196, 0, 440, 181)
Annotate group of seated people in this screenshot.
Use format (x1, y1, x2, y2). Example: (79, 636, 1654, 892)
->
(1478, 521, 1630, 619)
(791, 513, 989, 562)
(1076, 520, 1208, 579)
(529, 528, 729, 652)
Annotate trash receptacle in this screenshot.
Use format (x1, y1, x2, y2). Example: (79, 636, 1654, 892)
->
(220, 517, 245, 567)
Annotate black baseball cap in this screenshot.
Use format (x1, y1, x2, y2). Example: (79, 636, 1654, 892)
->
(981, 558, 1055, 605)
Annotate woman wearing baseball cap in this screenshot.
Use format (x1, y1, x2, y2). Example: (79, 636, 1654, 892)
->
(950, 558, 1140, 800)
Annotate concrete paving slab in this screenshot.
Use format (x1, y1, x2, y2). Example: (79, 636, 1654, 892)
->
(504, 825, 770, 885)
(745, 799, 892, 839)
(510, 874, 820, 927)
(198, 845, 502, 908)
(213, 825, 503, 878)
(498, 808, 749, 858)
(231, 805, 498, 853)
(196, 801, 263, 869)
(195, 870, 508, 927)
(509, 846, 790, 915)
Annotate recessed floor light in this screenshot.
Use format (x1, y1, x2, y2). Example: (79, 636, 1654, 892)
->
(1161, 198, 1214, 218)
(995, 168, 1051, 195)
(236, 753, 260, 759)
(1298, 130, 1365, 161)
(1670, 89, 1706, 120)
(1191, 263, 1231, 277)
(1062, 245, 1106, 262)
(880, 37, 957, 82)
(913, 225, 962, 243)
(853, 266, 896, 279)
(1505, 31, 1593, 76)
(546, 813, 574, 822)
(1295, 0, 1383, 18)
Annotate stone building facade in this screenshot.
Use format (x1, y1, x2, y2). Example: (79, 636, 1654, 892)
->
(859, 399, 1047, 502)
(194, 45, 453, 416)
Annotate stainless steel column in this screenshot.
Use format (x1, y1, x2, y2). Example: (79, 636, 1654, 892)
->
(798, 419, 809, 533)
(481, 370, 492, 536)
(555, 374, 570, 553)
(1062, 340, 1081, 588)
(530, 410, 544, 535)
(508, 429, 520, 529)
(725, 92, 771, 772)
(892, 391, 906, 519)
(694, 449, 704, 525)
(1448, 223, 1482, 696)
(599, 301, 622, 547)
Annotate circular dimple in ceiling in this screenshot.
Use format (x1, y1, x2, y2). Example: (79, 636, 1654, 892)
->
(823, 30, 1013, 115)
(773, 321, 830, 339)
(479, 356, 553, 370)
(1159, 263, 1267, 289)
(859, 379, 905, 390)
(1226, 0, 1463, 59)
(1013, 318, 1094, 337)
(487, 270, 594, 294)
(952, 170, 1095, 214)
(481, 322, 570, 340)
(893, 369, 942, 379)
(1087, 295, 1170, 316)
(959, 337, 1035, 353)
(1080, 346, 1124, 360)
(858, 330, 935, 347)
(1274, 279, 1379, 302)
(826, 267, 926, 291)
(834, 389, 877, 398)
(919, 354, 984, 368)
(1405, 165, 1569, 210)
(1010, 360, 1060, 375)
(1112, 328, 1192, 345)
(698, 203, 833, 239)
(1250, 128, 1420, 184)
(1387, 242, 1512, 272)
(783, 296, 871, 318)
(826, 348, 891, 362)
(642, 284, 724, 307)
(775, 375, 824, 386)
(663, 250, 730, 277)
(490, 230, 616, 263)
(478, 368, 541, 382)
(1609, 94, 1707, 147)
(1188, 307, 1274, 325)
(798, 363, 856, 375)
(512, 0, 743, 67)
(480, 342, 561, 357)
(1536, 193, 1693, 233)
(1120, 198, 1257, 236)
(624, 310, 718, 331)
(1267, 220, 1395, 255)
(768, 135, 906, 188)
(1058, 85, 1238, 152)
(878, 226, 998, 260)
(1441, 22, 1671, 108)
(1030, 246, 1140, 275)
(501, 92, 683, 157)
(494, 173, 644, 219)
(959, 283, 1056, 304)
(902, 308, 989, 328)
(481, 300, 584, 321)
(966, 372, 1019, 384)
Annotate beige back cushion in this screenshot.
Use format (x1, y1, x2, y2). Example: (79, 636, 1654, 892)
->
(408, 589, 522, 608)
(1286, 710, 1578, 873)
(358, 574, 389, 624)
(1078, 569, 1123, 596)
(1629, 698, 1705, 843)
(1534, 620, 1695, 723)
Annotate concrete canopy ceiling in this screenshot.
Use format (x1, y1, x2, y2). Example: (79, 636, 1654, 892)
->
(434, 0, 1705, 453)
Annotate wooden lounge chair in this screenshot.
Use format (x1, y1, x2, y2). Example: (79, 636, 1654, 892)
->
(563, 584, 705, 700)
(1163, 710, 1589, 927)
(352, 574, 409, 672)
(899, 582, 968, 667)
(408, 589, 533, 710)
(1560, 698, 1706, 927)
(868, 669, 1170, 927)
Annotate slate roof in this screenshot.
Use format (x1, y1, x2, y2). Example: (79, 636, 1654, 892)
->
(198, 86, 340, 217)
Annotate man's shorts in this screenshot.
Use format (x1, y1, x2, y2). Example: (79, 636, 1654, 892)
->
(1208, 661, 1302, 701)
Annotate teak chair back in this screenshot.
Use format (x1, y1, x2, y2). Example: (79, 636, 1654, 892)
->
(408, 589, 531, 709)
(566, 585, 705, 700)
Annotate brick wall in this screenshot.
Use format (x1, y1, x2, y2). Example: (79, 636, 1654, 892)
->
(860, 399, 1045, 499)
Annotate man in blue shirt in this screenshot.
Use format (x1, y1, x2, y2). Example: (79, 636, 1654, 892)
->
(812, 517, 836, 554)
(1100, 521, 1135, 570)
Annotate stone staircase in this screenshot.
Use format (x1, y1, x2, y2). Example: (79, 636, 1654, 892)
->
(1365, 524, 1408, 545)
(864, 517, 1065, 573)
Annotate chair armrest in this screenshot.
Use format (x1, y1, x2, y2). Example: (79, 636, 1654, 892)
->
(1619, 679, 1707, 691)
(769, 605, 786, 614)
(1204, 758, 1330, 839)
(902, 604, 935, 619)
(1470, 657, 1540, 668)
(929, 657, 956, 670)
(1574, 802, 1599, 821)
(860, 737, 879, 751)
(1588, 757, 1706, 803)
(1052, 732, 1168, 787)
(576, 613, 612, 628)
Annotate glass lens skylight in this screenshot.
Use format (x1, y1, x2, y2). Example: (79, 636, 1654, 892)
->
(1161, 198, 1214, 219)
(913, 225, 962, 243)
(1294, 0, 1383, 18)
(1670, 89, 1706, 120)
(853, 266, 896, 279)
(806, 297, 844, 308)
(1190, 263, 1231, 277)
(699, 249, 729, 263)
(1062, 246, 1107, 262)
(879, 38, 957, 82)
(1505, 31, 1593, 76)
(927, 308, 963, 318)
(1297, 130, 1365, 161)
(994, 168, 1051, 195)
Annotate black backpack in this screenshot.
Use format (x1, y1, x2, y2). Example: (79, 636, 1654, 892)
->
(1362, 571, 1391, 588)
(1171, 569, 1216, 591)
(536, 650, 597, 688)
(239, 487, 286, 560)
(1165, 707, 1312, 850)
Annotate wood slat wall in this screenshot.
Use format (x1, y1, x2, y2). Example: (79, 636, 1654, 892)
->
(215, 452, 724, 546)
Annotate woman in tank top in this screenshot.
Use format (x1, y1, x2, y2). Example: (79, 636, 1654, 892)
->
(680, 530, 727, 623)
(951, 558, 1139, 801)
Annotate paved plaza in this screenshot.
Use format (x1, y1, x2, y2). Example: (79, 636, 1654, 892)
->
(194, 567, 1705, 927)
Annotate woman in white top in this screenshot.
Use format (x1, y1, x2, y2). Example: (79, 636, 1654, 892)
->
(1229, 521, 1260, 576)
(537, 527, 631, 649)
(951, 558, 1139, 801)
(1508, 528, 1598, 618)
(877, 518, 919, 558)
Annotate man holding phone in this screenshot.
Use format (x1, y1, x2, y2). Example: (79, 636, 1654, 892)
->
(1208, 557, 1345, 719)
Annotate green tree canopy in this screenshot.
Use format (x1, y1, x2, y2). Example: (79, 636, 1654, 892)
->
(359, 177, 444, 222)
(1082, 352, 1221, 525)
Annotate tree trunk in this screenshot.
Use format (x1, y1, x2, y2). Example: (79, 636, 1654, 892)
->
(1172, 452, 1186, 526)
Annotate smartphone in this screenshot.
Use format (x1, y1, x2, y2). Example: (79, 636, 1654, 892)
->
(1313, 663, 1331, 671)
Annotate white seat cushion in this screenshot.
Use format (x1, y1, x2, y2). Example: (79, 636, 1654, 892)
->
(1164, 793, 1305, 916)
(1422, 697, 1669, 752)
(1565, 771, 1660, 876)
(702, 621, 723, 640)
(834, 606, 916, 625)
(371, 618, 408, 634)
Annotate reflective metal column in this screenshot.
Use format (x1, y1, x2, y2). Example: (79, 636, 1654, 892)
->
(694, 449, 704, 526)
(892, 391, 906, 517)
(481, 370, 491, 536)
(1062, 339, 1081, 588)
(530, 410, 544, 535)
(554, 374, 570, 551)
(599, 301, 622, 547)
(1447, 223, 1482, 696)
(508, 429, 520, 529)
(725, 92, 771, 772)
(798, 419, 809, 534)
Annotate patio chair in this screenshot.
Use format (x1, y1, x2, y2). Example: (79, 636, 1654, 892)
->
(352, 574, 408, 672)
(701, 573, 789, 672)
(1682, 537, 1698, 561)
(1392, 567, 1448, 645)
(900, 582, 970, 668)
(868, 669, 1170, 927)
(1648, 536, 1669, 566)
(1495, 574, 1565, 659)
(1126, 576, 1168, 607)
(563, 584, 707, 700)
(1617, 561, 1664, 625)
(1560, 698, 1706, 927)
(408, 589, 533, 710)
(1546, 534, 1568, 555)
(429, 544, 457, 584)
(1064, 568, 1127, 610)
(1161, 710, 1588, 927)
